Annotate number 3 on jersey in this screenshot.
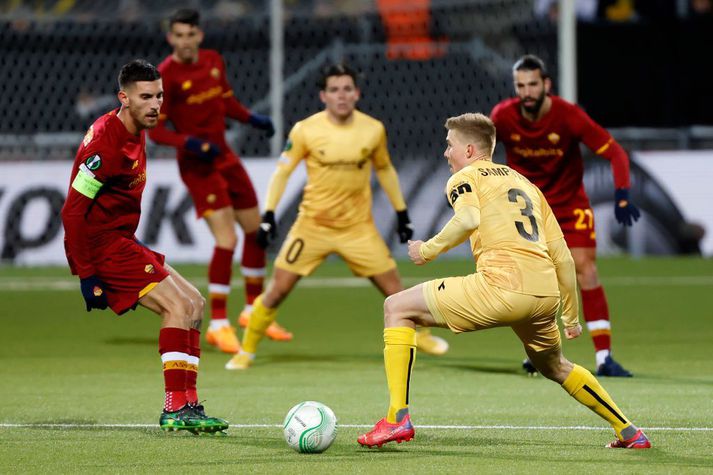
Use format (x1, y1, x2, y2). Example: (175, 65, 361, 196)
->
(508, 188, 539, 242)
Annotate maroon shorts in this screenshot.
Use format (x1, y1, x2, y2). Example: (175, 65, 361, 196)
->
(555, 205, 597, 248)
(93, 237, 170, 315)
(179, 154, 258, 218)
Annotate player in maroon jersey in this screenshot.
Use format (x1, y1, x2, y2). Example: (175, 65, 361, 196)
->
(61, 59, 228, 433)
(491, 55, 640, 377)
(149, 9, 292, 355)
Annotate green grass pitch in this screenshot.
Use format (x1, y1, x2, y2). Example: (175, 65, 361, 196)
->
(1, 257, 712, 473)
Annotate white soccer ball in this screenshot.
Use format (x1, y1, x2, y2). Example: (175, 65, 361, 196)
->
(283, 401, 338, 453)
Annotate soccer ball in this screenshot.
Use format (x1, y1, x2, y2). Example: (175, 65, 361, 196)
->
(283, 401, 338, 453)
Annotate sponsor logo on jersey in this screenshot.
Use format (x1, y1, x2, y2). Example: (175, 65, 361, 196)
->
(186, 86, 223, 105)
(438, 281, 445, 291)
(513, 146, 564, 158)
(510, 133, 521, 142)
(548, 132, 560, 144)
(449, 182, 472, 204)
(131, 160, 139, 170)
(211, 67, 220, 79)
(85, 154, 102, 171)
(128, 171, 146, 189)
(315, 158, 369, 169)
(83, 125, 94, 146)
(181, 80, 192, 91)
(144, 264, 155, 274)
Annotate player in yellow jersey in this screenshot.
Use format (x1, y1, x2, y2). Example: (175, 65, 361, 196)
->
(225, 64, 449, 370)
(357, 113, 650, 450)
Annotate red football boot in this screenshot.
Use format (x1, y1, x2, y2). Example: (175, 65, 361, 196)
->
(357, 415, 415, 448)
(606, 429, 652, 449)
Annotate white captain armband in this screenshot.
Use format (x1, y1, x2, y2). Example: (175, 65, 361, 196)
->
(71, 163, 104, 199)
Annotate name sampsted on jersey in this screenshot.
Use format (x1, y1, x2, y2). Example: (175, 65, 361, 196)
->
(512, 146, 564, 158)
(478, 167, 511, 176)
(186, 85, 223, 105)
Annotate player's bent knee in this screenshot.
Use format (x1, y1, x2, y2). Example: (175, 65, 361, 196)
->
(192, 293, 206, 314)
(217, 233, 238, 250)
(163, 294, 194, 328)
(383, 294, 405, 326)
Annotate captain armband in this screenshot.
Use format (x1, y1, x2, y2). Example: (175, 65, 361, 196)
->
(71, 164, 104, 199)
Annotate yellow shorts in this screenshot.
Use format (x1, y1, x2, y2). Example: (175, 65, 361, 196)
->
(423, 273, 561, 353)
(274, 217, 396, 277)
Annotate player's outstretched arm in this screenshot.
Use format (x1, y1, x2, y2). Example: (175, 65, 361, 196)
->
(374, 164, 412, 243)
(577, 109, 641, 227)
(62, 186, 108, 311)
(548, 236, 580, 338)
(256, 155, 299, 249)
(417, 206, 480, 264)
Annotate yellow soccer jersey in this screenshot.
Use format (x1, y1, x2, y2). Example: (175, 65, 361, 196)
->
(273, 110, 398, 228)
(446, 160, 563, 296)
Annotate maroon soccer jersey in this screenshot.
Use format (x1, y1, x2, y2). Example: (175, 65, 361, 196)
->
(61, 110, 148, 278)
(491, 96, 630, 214)
(149, 49, 250, 165)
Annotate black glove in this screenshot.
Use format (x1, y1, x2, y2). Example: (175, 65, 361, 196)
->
(396, 209, 414, 243)
(256, 211, 277, 249)
(614, 188, 641, 226)
(248, 113, 275, 138)
(184, 136, 221, 162)
(80, 275, 108, 312)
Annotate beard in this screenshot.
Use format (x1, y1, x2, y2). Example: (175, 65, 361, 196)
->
(520, 91, 546, 115)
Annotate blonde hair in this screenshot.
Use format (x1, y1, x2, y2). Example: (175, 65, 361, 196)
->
(444, 113, 496, 157)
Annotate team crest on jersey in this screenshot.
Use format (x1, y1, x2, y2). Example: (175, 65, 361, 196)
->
(207, 194, 216, 204)
(83, 125, 94, 146)
(283, 139, 292, 152)
(510, 133, 521, 142)
(85, 155, 102, 171)
(210, 67, 220, 79)
(144, 264, 155, 274)
(182, 80, 192, 91)
(548, 132, 560, 144)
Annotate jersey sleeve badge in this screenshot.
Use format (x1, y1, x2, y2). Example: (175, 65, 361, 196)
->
(82, 125, 94, 146)
(85, 154, 102, 171)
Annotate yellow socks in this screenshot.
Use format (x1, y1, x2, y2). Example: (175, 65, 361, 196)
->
(561, 364, 632, 438)
(242, 295, 277, 354)
(384, 327, 417, 423)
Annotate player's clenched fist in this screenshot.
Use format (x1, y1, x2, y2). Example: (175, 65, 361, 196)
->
(407, 240, 427, 265)
(256, 211, 277, 249)
(80, 275, 108, 312)
(184, 136, 220, 162)
(396, 209, 414, 243)
(614, 188, 640, 226)
(564, 324, 583, 340)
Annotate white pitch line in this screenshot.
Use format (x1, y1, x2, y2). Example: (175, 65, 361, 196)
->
(1, 275, 713, 292)
(0, 423, 711, 431)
